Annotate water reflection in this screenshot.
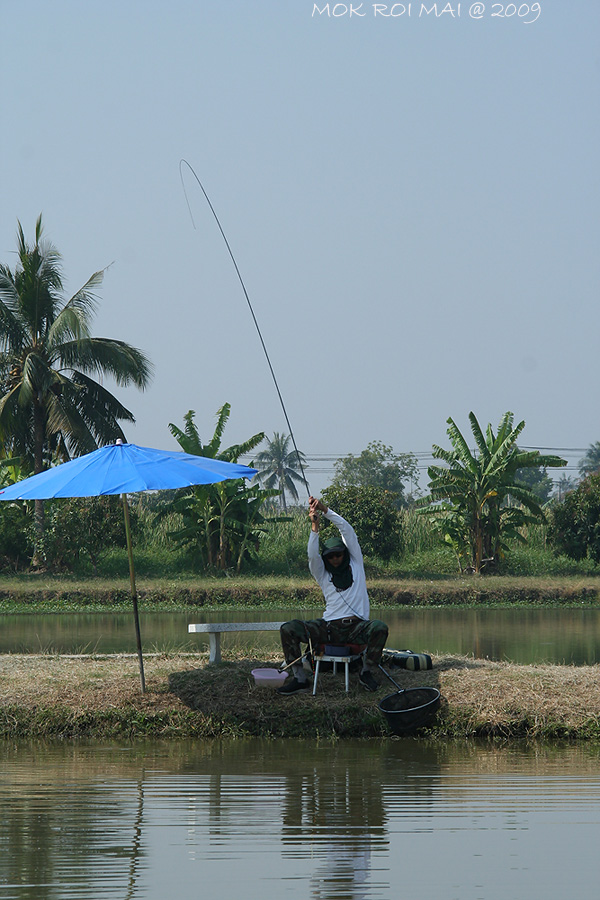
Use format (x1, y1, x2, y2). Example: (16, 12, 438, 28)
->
(280, 747, 385, 900)
(2, 740, 599, 899)
(1, 748, 149, 900)
(2, 606, 600, 663)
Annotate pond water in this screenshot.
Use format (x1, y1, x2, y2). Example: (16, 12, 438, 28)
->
(2, 607, 600, 664)
(1, 739, 599, 900)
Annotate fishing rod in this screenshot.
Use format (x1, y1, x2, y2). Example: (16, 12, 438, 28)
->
(179, 165, 376, 639)
(179, 159, 310, 499)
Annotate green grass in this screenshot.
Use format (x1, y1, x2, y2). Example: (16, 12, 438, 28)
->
(0, 573, 598, 614)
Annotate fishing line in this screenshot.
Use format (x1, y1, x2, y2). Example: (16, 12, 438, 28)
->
(179, 159, 310, 498)
(179, 162, 369, 625)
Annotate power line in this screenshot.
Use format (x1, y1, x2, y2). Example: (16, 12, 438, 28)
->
(240, 444, 587, 490)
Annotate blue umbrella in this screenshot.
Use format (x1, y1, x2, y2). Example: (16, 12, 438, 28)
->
(0, 441, 257, 691)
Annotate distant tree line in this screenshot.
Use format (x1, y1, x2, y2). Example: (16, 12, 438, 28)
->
(1, 217, 600, 575)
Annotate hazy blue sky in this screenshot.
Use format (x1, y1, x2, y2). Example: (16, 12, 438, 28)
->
(2, 1, 598, 492)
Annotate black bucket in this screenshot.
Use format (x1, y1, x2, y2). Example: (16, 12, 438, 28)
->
(378, 687, 441, 735)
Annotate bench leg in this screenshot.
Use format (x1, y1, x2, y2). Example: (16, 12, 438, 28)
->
(208, 633, 221, 664)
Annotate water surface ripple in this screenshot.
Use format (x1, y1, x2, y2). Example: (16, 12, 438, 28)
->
(1, 741, 599, 899)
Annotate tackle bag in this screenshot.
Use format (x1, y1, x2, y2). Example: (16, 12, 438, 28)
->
(381, 649, 433, 671)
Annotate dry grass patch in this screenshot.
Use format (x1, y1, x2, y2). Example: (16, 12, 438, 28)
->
(435, 655, 600, 738)
(0, 652, 599, 741)
(0, 653, 193, 713)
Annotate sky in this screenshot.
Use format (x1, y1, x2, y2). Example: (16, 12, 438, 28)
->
(1, 0, 598, 493)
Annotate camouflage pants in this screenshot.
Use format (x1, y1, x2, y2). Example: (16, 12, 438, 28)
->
(280, 617, 389, 673)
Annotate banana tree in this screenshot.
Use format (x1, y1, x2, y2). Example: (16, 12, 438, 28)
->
(419, 411, 566, 573)
(165, 405, 278, 570)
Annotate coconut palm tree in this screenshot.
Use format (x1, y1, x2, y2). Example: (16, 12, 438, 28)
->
(555, 473, 578, 501)
(579, 442, 600, 478)
(0, 215, 152, 556)
(419, 411, 566, 573)
(254, 431, 307, 510)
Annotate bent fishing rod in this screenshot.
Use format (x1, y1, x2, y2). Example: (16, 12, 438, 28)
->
(179, 159, 310, 499)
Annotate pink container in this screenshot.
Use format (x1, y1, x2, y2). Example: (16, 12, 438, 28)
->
(251, 668, 288, 688)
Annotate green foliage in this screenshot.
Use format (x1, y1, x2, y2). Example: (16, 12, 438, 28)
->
(392, 547, 459, 578)
(331, 440, 419, 508)
(254, 432, 307, 510)
(167, 405, 279, 572)
(401, 506, 443, 555)
(419, 411, 567, 574)
(0, 215, 152, 565)
(0, 501, 32, 570)
(514, 462, 554, 504)
(0, 456, 33, 570)
(550, 473, 600, 565)
(41, 496, 134, 573)
(320, 484, 404, 560)
(498, 545, 597, 576)
(246, 507, 310, 575)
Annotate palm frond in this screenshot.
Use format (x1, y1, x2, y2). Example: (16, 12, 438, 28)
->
(19, 352, 55, 406)
(0, 382, 22, 423)
(70, 371, 136, 425)
(60, 269, 104, 318)
(47, 303, 92, 346)
(56, 337, 153, 388)
(44, 390, 101, 457)
(0, 270, 30, 349)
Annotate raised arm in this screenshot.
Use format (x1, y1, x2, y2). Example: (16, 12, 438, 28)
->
(309, 497, 363, 565)
(307, 496, 326, 580)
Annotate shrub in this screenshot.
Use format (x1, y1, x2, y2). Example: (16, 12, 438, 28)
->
(42, 496, 136, 573)
(320, 484, 403, 560)
(0, 502, 32, 571)
(549, 474, 600, 565)
(247, 507, 309, 576)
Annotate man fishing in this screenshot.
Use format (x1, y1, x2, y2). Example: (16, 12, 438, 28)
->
(277, 496, 389, 695)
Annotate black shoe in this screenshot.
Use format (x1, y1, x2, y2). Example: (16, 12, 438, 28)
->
(358, 670, 379, 692)
(277, 677, 310, 696)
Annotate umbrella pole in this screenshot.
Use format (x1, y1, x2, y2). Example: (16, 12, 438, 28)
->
(122, 493, 146, 693)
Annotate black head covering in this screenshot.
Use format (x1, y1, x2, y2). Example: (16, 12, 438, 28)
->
(322, 538, 353, 592)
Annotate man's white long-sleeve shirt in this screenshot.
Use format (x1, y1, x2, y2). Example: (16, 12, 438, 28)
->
(308, 508, 370, 621)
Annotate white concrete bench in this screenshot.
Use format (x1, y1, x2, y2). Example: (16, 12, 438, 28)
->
(188, 622, 284, 663)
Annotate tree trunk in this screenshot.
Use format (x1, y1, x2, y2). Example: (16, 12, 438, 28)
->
(32, 401, 46, 568)
(218, 509, 227, 568)
(279, 475, 287, 512)
(472, 507, 483, 575)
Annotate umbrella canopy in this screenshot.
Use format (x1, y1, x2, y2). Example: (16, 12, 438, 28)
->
(0, 441, 258, 692)
(0, 441, 257, 500)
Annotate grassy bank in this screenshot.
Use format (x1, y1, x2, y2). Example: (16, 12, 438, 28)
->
(1, 651, 599, 742)
(0, 574, 599, 613)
